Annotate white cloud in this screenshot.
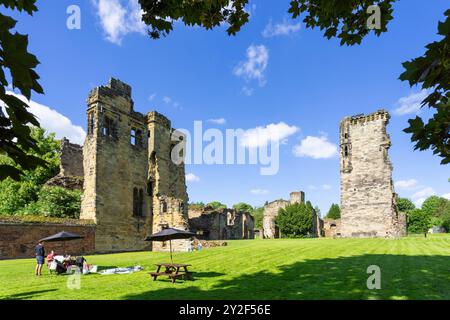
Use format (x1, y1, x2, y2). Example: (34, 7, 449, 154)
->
(442, 193, 450, 200)
(262, 19, 301, 38)
(185, 173, 200, 183)
(250, 189, 269, 196)
(241, 122, 299, 148)
(395, 179, 419, 190)
(234, 45, 269, 87)
(411, 187, 436, 207)
(2, 92, 86, 145)
(293, 135, 338, 159)
(92, 0, 146, 45)
(393, 90, 428, 116)
(162, 96, 172, 104)
(148, 93, 156, 101)
(322, 184, 332, 190)
(394, 179, 419, 190)
(242, 86, 254, 96)
(208, 118, 226, 125)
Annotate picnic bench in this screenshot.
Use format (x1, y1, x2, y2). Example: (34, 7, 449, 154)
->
(149, 263, 193, 284)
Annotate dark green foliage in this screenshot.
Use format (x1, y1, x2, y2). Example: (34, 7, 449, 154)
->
(400, 10, 450, 164)
(407, 209, 432, 237)
(0, 0, 46, 181)
(138, 0, 250, 39)
(288, 0, 396, 46)
(275, 203, 314, 238)
(206, 201, 227, 210)
(396, 198, 416, 213)
(326, 204, 341, 219)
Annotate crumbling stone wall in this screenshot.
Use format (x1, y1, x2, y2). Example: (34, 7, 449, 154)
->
(188, 208, 254, 240)
(45, 138, 84, 190)
(340, 110, 405, 238)
(80, 79, 188, 253)
(0, 222, 95, 260)
(323, 219, 341, 238)
(263, 199, 289, 239)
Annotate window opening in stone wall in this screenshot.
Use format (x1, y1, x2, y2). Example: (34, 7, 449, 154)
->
(131, 128, 137, 145)
(88, 112, 94, 135)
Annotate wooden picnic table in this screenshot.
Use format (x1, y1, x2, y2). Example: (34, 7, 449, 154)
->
(149, 263, 193, 283)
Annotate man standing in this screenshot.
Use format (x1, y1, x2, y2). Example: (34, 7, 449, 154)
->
(34, 241, 45, 276)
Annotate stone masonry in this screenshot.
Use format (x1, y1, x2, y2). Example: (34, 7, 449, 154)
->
(340, 110, 406, 238)
(188, 207, 255, 240)
(80, 78, 189, 253)
(45, 138, 84, 190)
(263, 191, 308, 238)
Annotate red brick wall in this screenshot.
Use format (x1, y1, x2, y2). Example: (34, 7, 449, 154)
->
(0, 223, 95, 260)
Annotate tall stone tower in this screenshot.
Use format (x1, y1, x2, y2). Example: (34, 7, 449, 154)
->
(340, 110, 405, 238)
(80, 78, 189, 253)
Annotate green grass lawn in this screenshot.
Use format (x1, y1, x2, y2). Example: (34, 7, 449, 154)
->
(1, 235, 450, 300)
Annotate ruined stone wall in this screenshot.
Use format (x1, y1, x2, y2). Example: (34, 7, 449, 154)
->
(80, 79, 152, 253)
(147, 112, 189, 252)
(340, 110, 405, 238)
(60, 138, 83, 177)
(188, 208, 254, 241)
(262, 199, 289, 239)
(45, 138, 84, 190)
(323, 219, 341, 238)
(0, 222, 95, 260)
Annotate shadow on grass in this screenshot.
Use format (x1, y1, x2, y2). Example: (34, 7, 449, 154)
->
(124, 254, 450, 300)
(4, 289, 57, 300)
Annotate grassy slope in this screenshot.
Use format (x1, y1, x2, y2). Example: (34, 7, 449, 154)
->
(1, 235, 449, 300)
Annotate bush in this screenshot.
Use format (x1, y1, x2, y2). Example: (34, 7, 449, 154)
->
(0, 179, 39, 215)
(407, 209, 432, 236)
(24, 186, 82, 218)
(275, 203, 314, 238)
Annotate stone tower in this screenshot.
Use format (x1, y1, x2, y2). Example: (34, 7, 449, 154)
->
(339, 110, 405, 238)
(80, 79, 189, 252)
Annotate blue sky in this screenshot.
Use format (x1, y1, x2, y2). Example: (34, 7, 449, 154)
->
(6, 0, 449, 214)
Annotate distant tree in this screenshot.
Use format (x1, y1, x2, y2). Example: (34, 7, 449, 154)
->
(0, 179, 38, 215)
(396, 198, 416, 213)
(189, 202, 205, 210)
(421, 196, 449, 218)
(206, 201, 227, 210)
(326, 204, 341, 220)
(138, 1, 450, 164)
(275, 203, 314, 238)
(233, 202, 254, 214)
(407, 209, 432, 237)
(252, 207, 264, 230)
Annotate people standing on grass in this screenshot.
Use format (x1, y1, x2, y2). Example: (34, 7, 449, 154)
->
(34, 241, 45, 276)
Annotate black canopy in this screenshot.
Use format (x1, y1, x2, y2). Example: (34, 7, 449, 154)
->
(145, 228, 195, 263)
(145, 228, 195, 242)
(39, 231, 84, 242)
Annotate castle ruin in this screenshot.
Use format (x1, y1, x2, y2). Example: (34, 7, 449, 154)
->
(80, 78, 189, 253)
(339, 110, 406, 238)
(263, 191, 322, 238)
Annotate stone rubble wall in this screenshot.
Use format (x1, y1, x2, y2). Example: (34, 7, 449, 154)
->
(340, 110, 405, 238)
(0, 223, 95, 260)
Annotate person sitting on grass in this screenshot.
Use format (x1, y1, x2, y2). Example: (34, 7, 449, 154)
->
(46, 250, 55, 264)
(34, 241, 45, 276)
